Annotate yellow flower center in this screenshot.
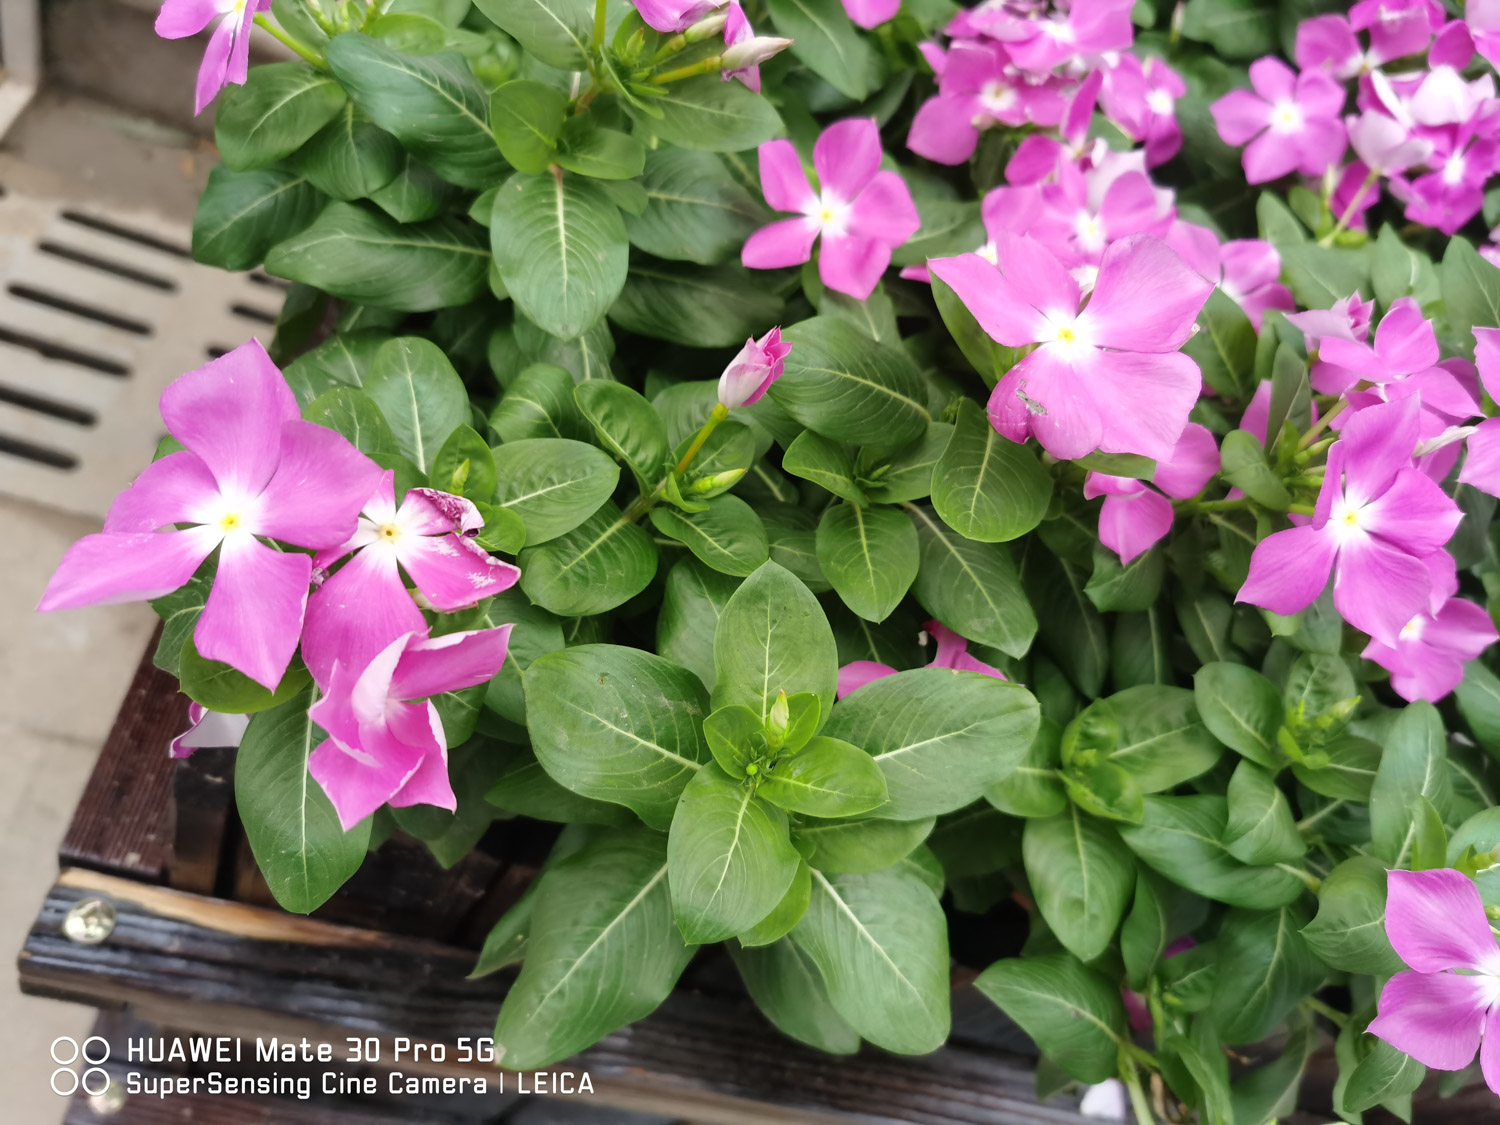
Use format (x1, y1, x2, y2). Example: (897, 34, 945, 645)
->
(218, 512, 243, 533)
(378, 523, 401, 541)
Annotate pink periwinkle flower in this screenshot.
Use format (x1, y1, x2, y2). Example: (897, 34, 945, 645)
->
(1363, 594, 1498, 702)
(169, 702, 249, 759)
(929, 232, 1212, 462)
(1350, 0, 1440, 63)
(742, 118, 920, 300)
(1347, 110, 1433, 178)
(155, 0, 272, 115)
(1100, 55, 1186, 168)
(301, 473, 519, 690)
(1028, 156, 1173, 269)
(1000, 0, 1134, 73)
(1211, 58, 1347, 184)
(718, 327, 792, 407)
(1458, 328, 1500, 499)
(721, 2, 791, 93)
(1005, 70, 1104, 185)
(1169, 223, 1293, 332)
(1471, 0, 1500, 70)
(1237, 397, 1462, 646)
(908, 41, 1068, 166)
(837, 620, 1006, 698)
(842, 0, 898, 30)
(1285, 293, 1375, 354)
(633, 0, 725, 33)
(39, 341, 382, 689)
(309, 626, 513, 830)
(1084, 424, 1219, 564)
(1369, 869, 1500, 1096)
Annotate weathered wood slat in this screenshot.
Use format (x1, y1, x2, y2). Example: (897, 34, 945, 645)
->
(22, 869, 1087, 1125)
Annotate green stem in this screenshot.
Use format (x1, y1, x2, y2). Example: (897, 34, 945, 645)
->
(1296, 798, 1345, 833)
(1187, 497, 1250, 513)
(1277, 864, 1323, 892)
(1120, 1049, 1158, 1125)
(1319, 170, 1379, 247)
(592, 0, 607, 48)
(1297, 399, 1347, 450)
(254, 14, 325, 67)
(622, 403, 729, 522)
(651, 55, 724, 84)
(1303, 997, 1350, 1028)
(1287, 502, 1317, 516)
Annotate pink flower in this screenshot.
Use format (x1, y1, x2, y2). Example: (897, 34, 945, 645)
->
(1211, 58, 1347, 183)
(155, 0, 272, 115)
(1362, 594, 1498, 702)
(742, 118, 920, 300)
(309, 627, 513, 830)
(1328, 161, 1382, 230)
(1028, 157, 1172, 269)
(1350, 0, 1440, 63)
(1347, 110, 1433, 177)
(1001, 0, 1134, 73)
(169, 702, 249, 759)
(633, 0, 725, 33)
(1458, 327, 1500, 498)
(841, 0, 898, 30)
(1237, 397, 1462, 646)
(1168, 228, 1294, 332)
(301, 473, 519, 690)
(1005, 70, 1104, 185)
(929, 232, 1212, 462)
(1295, 15, 1368, 80)
(907, 42, 1067, 166)
(718, 327, 792, 407)
(1100, 55, 1186, 168)
(1285, 293, 1375, 353)
(1084, 424, 1219, 563)
(1431, 20, 1476, 69)
(836, 620, 1006, 698)
(1369, 869, 1500, 1096)
(1475, 0, 1500, 68)
(721, 2, 791, 92)
(39, 341, 381, 689)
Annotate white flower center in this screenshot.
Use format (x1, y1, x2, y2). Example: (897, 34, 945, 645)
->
(805, 191, 850, 238)
(376, 522, 403, 544)
(1146, 89, 1174, 116)
(979, 80, 1017, 117)
(1329, 496, 1369, 544)
(1040, 20, 1074, 42)
(1399, 615, 1427, 642)
(1040, 314, 1093, 358)
(975, 241, 999, 265)
(1074, 210, 1105, 251)
(1444, 152, 1467, 185)
(1269, 101, 1304, 133)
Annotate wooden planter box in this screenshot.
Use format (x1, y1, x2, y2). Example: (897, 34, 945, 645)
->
(17, 635, 1093, 1124)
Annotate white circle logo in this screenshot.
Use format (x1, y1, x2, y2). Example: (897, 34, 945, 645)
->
(50, 1037, 79, 1065)
(49, 1035, 111, 1097)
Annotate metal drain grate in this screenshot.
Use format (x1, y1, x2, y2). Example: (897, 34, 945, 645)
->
(0, 185, 285, 519)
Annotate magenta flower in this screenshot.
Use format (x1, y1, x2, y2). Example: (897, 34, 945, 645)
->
(155, 0, 272, 115)
(1004, 70, 1103, 185)
(1029, 158, 1171, 268)
(1100, 55, 1186, 168)
(1362, 594, 1498, 702)
(1350, 0, 1439, 64)
(301, 473, 519, 690)
(720, 2, 790, 92)
(907, 42, 1067, 166)
(1295, 15, 1369, 79)
(1471, 0, 1500, 69)
(1458, 327, 1500, 498)
(633, 0, 725, 33)
(309, 626, 513, 830)
(929, 232, 1212, 462)
(718, 327, 792, 407)
(836, 620, 1006, 698)
(841, 0, 897, 30)
(39, 341, 381, 689)
(1084, 424, 1219, 563)
(1285, 293, 1375, 354)
(1211, 58, 1347, 184)
(169, 702, 249, 759)
(1369, 869, 1500, 1096)
(1402, 119, 1498, 235)
(1169, 224, 1293, 332)
(1237, 397, 1462, 646)
(742, 118, 920, 300)
(1001, 0, 1134, 73)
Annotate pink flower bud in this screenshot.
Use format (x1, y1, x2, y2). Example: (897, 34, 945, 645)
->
(717, 326, 792, 407)
(722, 34, 793, 70)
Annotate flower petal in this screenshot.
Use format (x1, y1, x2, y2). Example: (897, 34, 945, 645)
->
(930, 253, 1051, 346)
(1482, 1003, 1500, 1101)
(1077, 234, 1213, 353)
(1237, 524, 1336, 616)
(1374, 297, 1440, 375)
(742, 217, 820, 270)
(1333, 534, 1435, 647)
(252, 420, 383, 549)
(1098, 490, 1174, 564)
(1153, 423, 1221, 499)
(37, 527, 220, 611)
(1385, 868, 1500, 974)
(195, 533, 311, 689)
(396, 488, 484, 537)
(1242, 131, 1305, 184)
(156, 0, 225, 38)
(837, 660, 896, 698)
(1013, 347, 1106, 461)
(309, 736, 422, 831)
(1340, 395, 1421, 508)
(818, 234, 890, 300)
(1460, 418, 1500, 497)
(396, 531, 522, 612)
(814, 118, 883, 202)
(386, 701, 455, 811)
(758, 139, 814, 213)
(391, 624, 514, 701)
(848, 170, 920, 245)
(301, 545, 425, 690)
(194, 15, 236, 116)
(1369, 969, 1490, 1070)
(1360, 468, 1463, 557)
(1210, 89, 1271, 146)
(1087, 350, 1203, 463)
(102, 450, 221, 532)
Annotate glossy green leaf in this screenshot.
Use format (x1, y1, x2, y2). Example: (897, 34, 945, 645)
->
(907, 502, 1036, 659)
(766, 0, 883, 100)
(815, 503, 918, 623)
(1300, 855, 1404, 976)
(759, 736, 889, 818)
(489, 80, 566, 174)
(1023, 807, 1134, 962)
(1194, 661, 1284, 768)
(1371, 701, 1454, 866)
(215, 63, 347, 171)
(651, 494, 770, 576)
(931, 399, 1052, 543)
(491, 437, 620, 545)
(1209, 903, 1324, 1045)
(730, 939, 860, 1053)
(772, 318, 930, 447)
(362, 336, 469, 471)
(783, 431, 863, 503)
(791, 814, 935, 873)
(1104, 685, 1225, 792)
(304, 386, 400, 458)
(625, 74, 783, 153)
(519, 501, 658, 615)
(298, 103, 403, 200)
(179, 636, 311, 713)
(623, 146, 768, 265)
(193, 165, 324, 271)
(574, 380, 670, 488)
(974, 954, 1126, 1084)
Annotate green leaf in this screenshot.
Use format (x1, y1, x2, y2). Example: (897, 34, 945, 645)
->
(470, 877, 537, 976)
(179, 636, 311, 713)
(815, 503, 918, 623)
(1224, 759, 1307, 864)
(1344, 1037, 1426, 1113)
(1371, 223, 1440, 310)
(907, 502, 1036, 659)
(1230, 1008, 1317, 1125)
(1219, 429, 1292, 510)
(1060, 759, 1144, 824)
(1084, 545, 1164, 613)
(282, 331, 387, 406)
(1178, 0, 1275, 57)
(822, 667, 1040, 820)
(730, 939, 860, 1053)
(471, 0, 596, 69)
(856, 424, 951, 504)
(624, 146, 768, 265)
(362, 336, 469, 471)
(1118, 795, 1307, 909)
(792, 865, 950, 1054)
(702, 704, 768, 777)
(783, 431, 864, 503)
(1371, 701, 1454, 866)
(792, 815, 934, 873)
(193, 165, 324, 271)
(1456, 659, 1500, 760)
(518, 501, 658, 615)
(658, 558, 739, 691)
(759, 736, 889, 818)
(737, 860, 813, 947)
(974, 954, 1126, 1084)
(484, 747, 635, 826)
(236, 689, 370, 913)
(523, 644, 710, 829)
(489, 79, 566, 174)
(1441, 235, 1500, 357)
(766, 0, 883, 100)
(1120, 869, 1197, 991)
(625, 74, 783, 153)
(1281, 242, 1371, 311)
(367, 154, 461, 223)
(490, 362, 587, 442)
(492, 173, 628, 340)
(712, 560, 840, 726)
(650, 494, 769, 577)
(304, 386, 400, 457)
(1194, 661, 1283, 768)
(1026, 552, 1108, 698)
(1023, 807, 1134, 962)
(1183, 288, 1257, 398)
(493, 828, 693, 1069)
(986, 719, 1067, 819)
(573, 380, 669, 489)
(1103, 684, 1225, 793)
(298, 103, 403, 201)
(930, 399, 1052, 542)
(491, 437, 620, 545)
(1210, 904, 1324, 1045)
(669, 763, 800, 943)
(264, 201, 489, 312)
(554, 118, 646, 180)
(1292, 734, 1381, 801)
(325, 33, 508, 188)
(611, 260, 785, 347)
(773, 318, 930, 447)
(215, 63, 347, 171)
(1300, 855, 1404, 976)
(430, 424, 497, 500)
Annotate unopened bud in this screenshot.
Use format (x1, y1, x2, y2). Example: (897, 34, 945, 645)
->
(685, 11, 728, 42)
(722, 35, 794, 70)
(766, 690, 790, 750)
(688, 467, 747, 493)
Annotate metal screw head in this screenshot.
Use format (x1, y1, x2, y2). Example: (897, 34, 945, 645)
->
(62, 898, 116, 945)
(88, 1078, 127, 1117)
